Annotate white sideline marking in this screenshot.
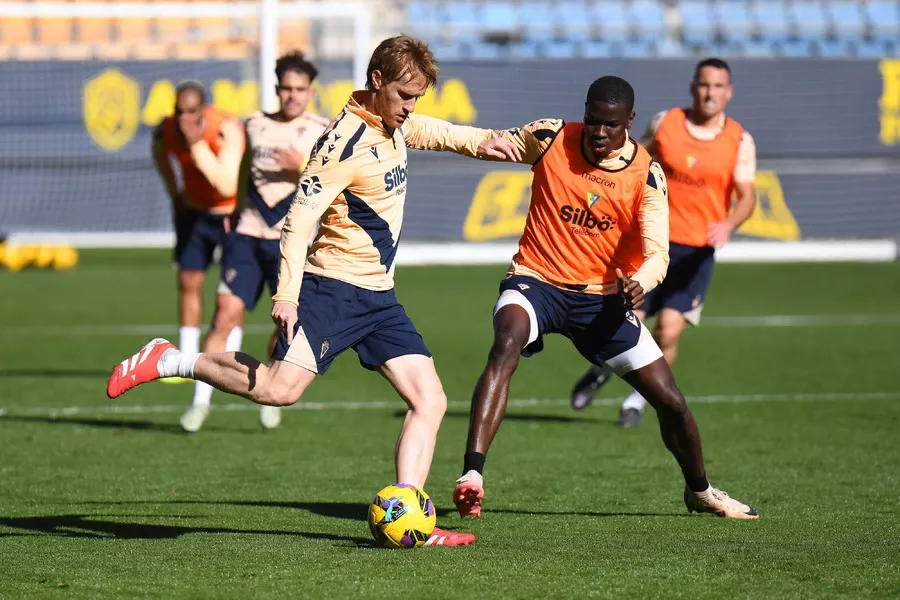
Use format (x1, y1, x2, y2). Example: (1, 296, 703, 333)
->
(1, 392, 897, 419)
(1, 314, 899, 338)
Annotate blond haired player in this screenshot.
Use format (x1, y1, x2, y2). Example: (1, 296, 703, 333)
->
(152, 83, 245, 381)
(181, 51, 330, 433)
(570, 58, 757, 428)
(108, 35, 520, 546)
(453, 76, 759, 521)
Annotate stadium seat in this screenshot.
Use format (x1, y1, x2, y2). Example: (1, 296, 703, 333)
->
(154, 17, 192, 43)
(510, 40, 541, 59)
(580, 40, 616, 58)
(620, 39, 654, 58)
(441, 1, 482, 43)
(715, 1, 754, 43)
(628, 0, 666, 39)
(814, 38, 853, 57)
(428, 41, 464, 60)
(679, 1, 717, 45)
(36, 17, 73, 46)
(555, 1, 592, 42)
(519, 1, 555, 42)
(752, 1, 792, 42)
(590, 0, 630, 43)
(855, 39, 890, 59)
(116, 18, 152, 45)
(866, 1, 900, 42)
(407, 1, 441, 31)
(1, 18, 34, 45)
(789, 1, 829, 42)
(740, 39, 776, 58)
(77, 18, 112, 44)
(467, 41, 504, 59)
(481, 1, 519, 36)
(826, 1, 866, 40)
(656, 37, 688, 57)
(543, 40, 578, 59)
(778, 39, 813, 57)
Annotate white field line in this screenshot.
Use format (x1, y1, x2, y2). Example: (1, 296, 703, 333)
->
(1, 314, 899, 338)
(0, 392, 898, 419)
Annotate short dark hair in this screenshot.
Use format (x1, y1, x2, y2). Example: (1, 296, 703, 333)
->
(693, 58, 731, 83)
(586, 76, 635, 112)
(276, 50, 319, 84)
(366, 35, 439, 91)
(175, 80, 207, 104)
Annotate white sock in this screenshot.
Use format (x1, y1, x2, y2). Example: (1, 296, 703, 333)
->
(179, 326, 201, 355)
(622, 389, 647, 412)
(225, 326, 243, 352)
(159, 349, 199, 379)
(191, 381, 214, 408)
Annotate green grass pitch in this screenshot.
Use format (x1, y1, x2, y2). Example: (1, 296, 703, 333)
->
(1, 250, 898, 598)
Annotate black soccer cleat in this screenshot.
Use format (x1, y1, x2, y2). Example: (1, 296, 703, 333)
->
(570, 365, 612, 410)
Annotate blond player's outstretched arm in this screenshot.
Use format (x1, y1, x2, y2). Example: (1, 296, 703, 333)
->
(402, 115, 521, 161)
(189, 119, 246, 198)
(631, 161, 670, 294)
(496, 119, 566, 164)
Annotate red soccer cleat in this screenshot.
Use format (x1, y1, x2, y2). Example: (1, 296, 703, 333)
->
(423, 527, 476, 547)
(106, 338, 177, 399)
(453, 471, 485, 518)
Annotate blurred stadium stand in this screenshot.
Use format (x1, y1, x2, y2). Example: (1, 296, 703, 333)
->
(1, 0, 897, 60)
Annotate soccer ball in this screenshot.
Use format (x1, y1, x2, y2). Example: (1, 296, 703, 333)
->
(367, 483, 436, 549)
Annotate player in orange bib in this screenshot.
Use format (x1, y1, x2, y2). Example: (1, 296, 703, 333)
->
(570, 59, 757, 427)
(452, 76, 759, 521)
(152, 82, 245, 377)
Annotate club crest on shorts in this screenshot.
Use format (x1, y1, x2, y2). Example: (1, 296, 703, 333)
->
(625, 310, 639, 328)
(225, 268, 237, 283)
(320, 340, 330, 359)
(517, 283, 530, 291)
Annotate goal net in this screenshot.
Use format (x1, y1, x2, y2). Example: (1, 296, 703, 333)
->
(0, 1, 369, 246)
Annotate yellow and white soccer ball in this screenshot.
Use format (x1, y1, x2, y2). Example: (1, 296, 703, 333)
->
(367, 483, 436, 549)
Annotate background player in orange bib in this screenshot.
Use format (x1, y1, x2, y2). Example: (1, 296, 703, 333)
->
(180, 51, 330, 433)
(453, 76, 758, 521)
(152, 82, 245, 381)
(570, 58, 757, 427)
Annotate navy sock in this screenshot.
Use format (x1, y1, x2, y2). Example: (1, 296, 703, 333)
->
(685, 472, 710, 493)
(463, 452, 486, 476)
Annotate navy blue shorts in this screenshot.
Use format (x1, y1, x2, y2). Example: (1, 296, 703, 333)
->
(271, 274, 431, 374)
(174, 210, 227, 271)
(219, 233, 280, 311)
(642, 242, 715, 325)
(496, 275, 662, 375)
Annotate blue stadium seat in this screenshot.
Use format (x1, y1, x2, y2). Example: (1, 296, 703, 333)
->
(711, 41, 745, 58)
(467, 41, 504, 59)
(715, 1, 754, 43)
(543, 40, 579, 58)
(753, 1, 792, 42)
(407, 1, 442, 28)
(510, 40, 541, 59)
(591, 0, 630, 43)
(866, 1, 900, 42)
(679, 0, 717, 45)
(481, 2, 519, 35)
(519, 2, 555, 43)
(738, 40, 775, 58)
(826, 1, 866, 40)
(620, 39, 654, 58)
(628, 0, 667, 40)
(555, 1, 592, 41)
(429, 40, 464, 61)
(855, 39, 890, 58)
(789, 1, 829, 42)
(815, 38, 854, 58)
(580, 40, 616, 58)
(440, 1, 483, 43)
(778, 39, 813, 57)
(656, 37, 688, 58)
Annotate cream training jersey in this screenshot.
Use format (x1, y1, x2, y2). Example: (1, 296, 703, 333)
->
(236, 110, 330, 240)
(273, 91, 498, 306)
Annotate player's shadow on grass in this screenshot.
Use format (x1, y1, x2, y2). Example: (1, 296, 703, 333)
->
(488, 508, 691, 518)
(396, 410, 602, 424)
(0, 414, 185, 435)
(0, 514, 371, 546)
(0, 368, 111, 379)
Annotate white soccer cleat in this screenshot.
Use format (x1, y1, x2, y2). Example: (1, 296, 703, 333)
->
(259, 405, 282, 430)
(180, 405, 210, 433)
(684, 486, 759, 520)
